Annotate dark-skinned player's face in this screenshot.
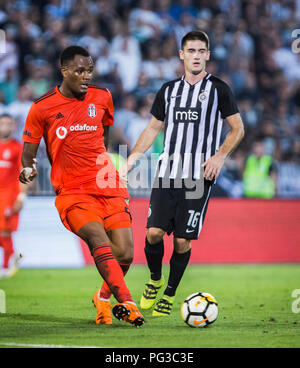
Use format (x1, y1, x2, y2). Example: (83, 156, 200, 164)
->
(61, 55, 94, 96)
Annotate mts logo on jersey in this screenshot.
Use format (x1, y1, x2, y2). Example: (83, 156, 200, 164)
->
(173, 107, 199, 124)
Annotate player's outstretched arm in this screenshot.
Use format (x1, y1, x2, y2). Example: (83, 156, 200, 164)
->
(120, 116, 164, 180)
(19, 142, 39, 184)
(202, 112, 245, 181)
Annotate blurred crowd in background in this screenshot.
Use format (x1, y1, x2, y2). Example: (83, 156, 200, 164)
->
(0, 0, 299, 198)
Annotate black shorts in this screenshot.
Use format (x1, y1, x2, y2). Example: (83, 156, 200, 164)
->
(147, 179, 213, 240)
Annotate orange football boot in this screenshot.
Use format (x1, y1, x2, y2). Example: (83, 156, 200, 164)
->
(92, 290, 112, 325)
(112, 301, 145, 327)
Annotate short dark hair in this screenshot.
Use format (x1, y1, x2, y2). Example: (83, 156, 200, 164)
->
(60, 46, 90, 67)
(181, 31, 210, 50)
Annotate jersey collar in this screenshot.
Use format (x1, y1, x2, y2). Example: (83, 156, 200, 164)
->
(55, 85, 87, 101)
(182, 73, 211, 87)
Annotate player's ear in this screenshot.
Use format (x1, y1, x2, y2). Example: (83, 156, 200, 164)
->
(179, 49, 184, 61)
(60, 66, 68, 78)
(206, 50, 210, 61)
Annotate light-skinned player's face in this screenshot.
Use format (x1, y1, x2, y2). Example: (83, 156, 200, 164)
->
(0, 117, 16, 141)
(179, 40, 210, 75)
(61, 55, 94, 96)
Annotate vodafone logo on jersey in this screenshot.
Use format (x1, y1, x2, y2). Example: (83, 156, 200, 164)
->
(56, 126, 67, 139)
(56, 124, 98, 139)
(70, 124, 98, 132)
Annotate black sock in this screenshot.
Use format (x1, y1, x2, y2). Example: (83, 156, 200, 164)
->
(164, 249, 191, 297)
(144, 237, 164, 281)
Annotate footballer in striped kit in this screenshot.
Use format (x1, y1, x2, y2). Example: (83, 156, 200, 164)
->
(122, 30, 245, 318)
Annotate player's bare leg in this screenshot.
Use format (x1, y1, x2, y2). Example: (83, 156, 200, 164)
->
(76, 221, 144, 327)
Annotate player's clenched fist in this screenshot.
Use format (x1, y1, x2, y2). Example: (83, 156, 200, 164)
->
(19, 159, 38, 184)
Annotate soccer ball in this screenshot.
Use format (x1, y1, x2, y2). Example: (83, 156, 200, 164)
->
(181, 292, 218, 328)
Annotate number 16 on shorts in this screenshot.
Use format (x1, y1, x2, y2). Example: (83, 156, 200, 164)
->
(186, 210, 201, 233)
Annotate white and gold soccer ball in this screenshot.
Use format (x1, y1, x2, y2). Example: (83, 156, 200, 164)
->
(181, 292, 218, 328)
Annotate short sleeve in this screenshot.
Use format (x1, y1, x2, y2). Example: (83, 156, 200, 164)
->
(217, 82, 239, 119)
(102, 89, 114, 127)
(22, 102, 44, 143)
(150, 85, 166, 122)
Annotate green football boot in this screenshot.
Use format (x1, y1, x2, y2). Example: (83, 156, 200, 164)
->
(140, 276, 165, 310)
(152, 295, 175, 316)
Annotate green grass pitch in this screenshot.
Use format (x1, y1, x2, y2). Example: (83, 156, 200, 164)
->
(0, 264, 299, 348)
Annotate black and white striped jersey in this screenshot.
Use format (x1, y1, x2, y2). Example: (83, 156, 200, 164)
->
(151, 74, 239, 180)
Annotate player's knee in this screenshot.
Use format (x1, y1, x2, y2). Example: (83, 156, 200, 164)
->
(174, 238, 191, 253)
(113, 244, 133, 264)
(79, 232, 109, 254)
(76, 222, 109, 251)
(147, 227, 165, 244)
(118, 253, 133, 265)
